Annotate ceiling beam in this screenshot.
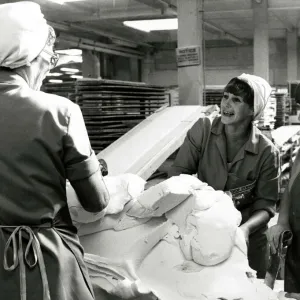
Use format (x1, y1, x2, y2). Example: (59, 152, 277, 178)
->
(59, 39, 144, 59)
(134, 0, 177, 15)
(57, 33, 144, 58)
(270, 12, 294, 32)
(203, 22, 244, 45)
(58, 33, 144, 55)
(48, 21, 152, 48)
(60, 6, 300, 23)
(269, 6, 300, 11)
(62, 9, 174, 23)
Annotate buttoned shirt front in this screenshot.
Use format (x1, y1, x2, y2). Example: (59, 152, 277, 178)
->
(169, 116, 280, 221)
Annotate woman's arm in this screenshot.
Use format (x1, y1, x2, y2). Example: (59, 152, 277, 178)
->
(70, 167, 109, 213)
(277, 188, 292, 225)
(267, 189, 291, 253)
(168, 118, 206, 177)
(241, 147, 280, 242)
(64, 104, 110, 213)
(240, 210, 270, 244)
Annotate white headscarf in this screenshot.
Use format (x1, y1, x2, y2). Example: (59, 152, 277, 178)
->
(237, 73, 272, 121)
(0, 1, 50, 69)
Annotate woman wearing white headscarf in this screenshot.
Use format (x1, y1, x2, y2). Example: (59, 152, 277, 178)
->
(0, 2, 110, 300)
(169, 74, 280, 278)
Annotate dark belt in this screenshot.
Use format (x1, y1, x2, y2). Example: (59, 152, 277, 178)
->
(0, 223, 53, 300)
(230, 180, 256, 210)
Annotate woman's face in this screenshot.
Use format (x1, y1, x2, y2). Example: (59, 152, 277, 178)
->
(220, 92, 254, 125)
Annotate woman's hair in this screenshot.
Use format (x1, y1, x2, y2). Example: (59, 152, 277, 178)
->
(224, 77, 254, 109)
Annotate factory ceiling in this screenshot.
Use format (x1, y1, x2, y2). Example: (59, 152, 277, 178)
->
(1, 0, 300, 53)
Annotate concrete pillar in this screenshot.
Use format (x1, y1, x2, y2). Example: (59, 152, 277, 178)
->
(287, 29, 298, 81)
(177, 0, 204, 105)
(130, 57, 139, 82)
(82, 50, 100, 78)
(100, 52, 108, 78)
(141, 52, 154, 83)
(253, 0, 269, 81)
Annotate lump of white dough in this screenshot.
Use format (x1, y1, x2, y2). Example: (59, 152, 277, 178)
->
(126, 175, 209, 219)
(67, 173, 146, 224)
(177, 174, 212, 191)
(178, 190, 242, 266)
(177, 268, 278, 300)
(105, 174, 146, 214)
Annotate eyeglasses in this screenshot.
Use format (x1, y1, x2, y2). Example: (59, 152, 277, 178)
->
(42, 49, 59, 69)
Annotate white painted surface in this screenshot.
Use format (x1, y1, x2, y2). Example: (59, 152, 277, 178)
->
(97, 106, 211, 179)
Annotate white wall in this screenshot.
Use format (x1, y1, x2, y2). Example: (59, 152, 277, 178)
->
(147, 39, 290, 87)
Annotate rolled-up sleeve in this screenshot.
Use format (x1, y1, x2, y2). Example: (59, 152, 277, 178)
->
(63, 104, 100, 181)
(168, 118, 204, 177)
(251, 147, 280, 217)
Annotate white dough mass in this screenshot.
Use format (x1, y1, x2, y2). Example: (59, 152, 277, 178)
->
(67, 174, 279, 300)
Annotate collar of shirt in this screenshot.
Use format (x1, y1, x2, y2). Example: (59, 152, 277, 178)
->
(210, 117, 260, 155)
(0, 68, 29, 88)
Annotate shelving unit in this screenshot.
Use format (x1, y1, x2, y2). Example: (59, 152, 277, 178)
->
(43, 79, 169, 153)
(271, 126, 300, 199)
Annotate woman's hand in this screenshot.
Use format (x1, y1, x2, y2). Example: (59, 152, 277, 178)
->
(267, 223, 291, 254)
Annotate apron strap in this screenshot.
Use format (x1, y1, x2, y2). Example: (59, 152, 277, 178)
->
(0, 225, 51, 300)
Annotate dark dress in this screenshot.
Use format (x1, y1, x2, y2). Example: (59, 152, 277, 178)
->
(0, 69, 100, 299)
(285, 151, 300, 292)
(169, 116, 280, 278)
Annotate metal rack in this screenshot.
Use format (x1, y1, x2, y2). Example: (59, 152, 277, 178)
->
(43, 79, 169, 153)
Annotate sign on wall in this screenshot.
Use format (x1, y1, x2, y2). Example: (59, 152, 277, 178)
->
(176, 46, 201, 67)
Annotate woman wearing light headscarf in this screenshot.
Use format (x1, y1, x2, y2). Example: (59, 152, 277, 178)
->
(0, 2, 110, 300)
(168, 74, 280, 278)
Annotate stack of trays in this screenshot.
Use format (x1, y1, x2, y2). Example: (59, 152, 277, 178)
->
(274, 93, 287, 129)
(42, 79, 168, 152)
(204, 87, 224, 107)
(76, 79, 168, 152)
(42, 81, 77, 102)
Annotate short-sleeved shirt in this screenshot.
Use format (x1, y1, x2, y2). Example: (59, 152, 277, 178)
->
(169, 116, 280, 221)
(0, 69, 99, 225)
(0, 69, 98, 299)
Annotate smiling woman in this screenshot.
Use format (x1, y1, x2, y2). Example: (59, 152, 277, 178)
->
(221, 77, 254, 126)
(168, 73, 280, 279)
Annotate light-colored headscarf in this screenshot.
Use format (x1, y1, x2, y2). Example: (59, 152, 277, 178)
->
(0, 1, 50, 69)
(237, 73, 272, 121)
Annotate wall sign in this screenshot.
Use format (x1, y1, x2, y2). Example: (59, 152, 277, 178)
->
(176, 46, 201, 67)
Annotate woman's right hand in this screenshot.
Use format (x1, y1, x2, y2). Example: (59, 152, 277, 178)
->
(267, 223, 291, 254)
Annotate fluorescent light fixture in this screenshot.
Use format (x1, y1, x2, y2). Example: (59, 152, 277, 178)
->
(56, 49, 82, 56)
(60, 68, 80, 73)
(46, 0, 83, 5)
(46, 72, 63, 77)
(71, 75, 83, 79)
(48, 79, 63, 83)
(123, 18, 178, 32)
